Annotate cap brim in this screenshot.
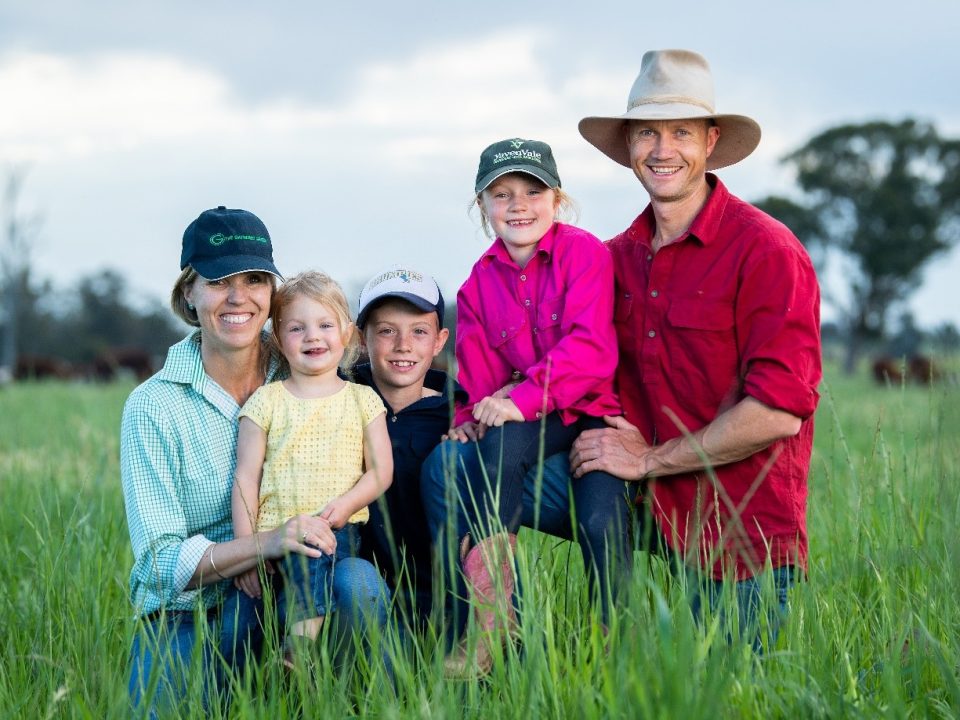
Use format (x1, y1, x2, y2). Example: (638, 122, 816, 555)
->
(190, 255, 284, 282)
(475, 166, 560, 194)
(578, 110, 761, 171)
(356, 291, 443, 329)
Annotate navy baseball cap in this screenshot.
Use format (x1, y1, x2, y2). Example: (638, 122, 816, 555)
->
(180, 206, 283, 281)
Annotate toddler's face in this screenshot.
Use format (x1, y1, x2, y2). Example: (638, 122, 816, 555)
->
(276, 295, 350, 378)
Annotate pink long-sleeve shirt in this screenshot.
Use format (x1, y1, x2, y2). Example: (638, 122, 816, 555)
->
(454, 222, 621, 427)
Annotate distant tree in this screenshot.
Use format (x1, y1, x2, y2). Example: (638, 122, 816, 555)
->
(757, 119, 960, 373)
(0, 169, 42, 380)
(753, 195, 828, 274)
(930, 321, 960, 355)
(58, 269, 183, 365)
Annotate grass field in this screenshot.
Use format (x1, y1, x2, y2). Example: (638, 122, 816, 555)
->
(1, 368, 958, 718)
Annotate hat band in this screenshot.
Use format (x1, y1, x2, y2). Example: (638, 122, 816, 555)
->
(628, 95, 714, 114)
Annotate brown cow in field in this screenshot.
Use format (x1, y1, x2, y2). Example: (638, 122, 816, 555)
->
(92, 347, 154, 382)
(872, 354, 944, 386)
(15, 354, 75, 381)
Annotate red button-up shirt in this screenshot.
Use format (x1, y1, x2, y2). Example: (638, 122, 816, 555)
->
(455, 222, 621, 427)
(609, 175, 822, 580)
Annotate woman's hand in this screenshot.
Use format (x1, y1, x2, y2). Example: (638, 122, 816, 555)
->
(265, 513, 337, 558)
(473, 396, 524, 428)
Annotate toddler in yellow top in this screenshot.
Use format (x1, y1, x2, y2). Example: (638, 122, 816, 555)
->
(231, 270, 393, 667)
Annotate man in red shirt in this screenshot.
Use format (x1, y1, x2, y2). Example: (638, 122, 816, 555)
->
(570, 49, 822, 649)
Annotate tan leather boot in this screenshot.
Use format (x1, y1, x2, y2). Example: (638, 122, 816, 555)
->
(443, 533, 519, 679)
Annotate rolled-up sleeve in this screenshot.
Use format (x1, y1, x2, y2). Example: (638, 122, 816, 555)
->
(738, 241, 822, 419)
(120, 390, 210, 612)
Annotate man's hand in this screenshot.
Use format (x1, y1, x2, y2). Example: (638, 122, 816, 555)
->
(472, 396, 524, 428)
(570, 415, 651, 480)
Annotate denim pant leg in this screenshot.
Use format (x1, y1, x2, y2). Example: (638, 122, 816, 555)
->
(280, 551, 336, 624)
(218, 584, 266, 675)
(464, 415, 579, 534)
(570, 468, 635, 624)
(526, 449, 635, 624)
(422, 442, 583, 640)
(689, 565, 797, 652)
(421, 441, 471, 639)
(129, 612, 213, 719)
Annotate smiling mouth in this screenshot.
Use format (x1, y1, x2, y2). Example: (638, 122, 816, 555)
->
(389, 360, 416, 368)
(507, 219, 535, 227)
(303, 348, 328, 356)
(221, 313, 253, 325)
(649, 166, 681, 176)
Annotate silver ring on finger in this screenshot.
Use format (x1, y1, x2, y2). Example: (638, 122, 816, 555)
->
(302, 531, 309, 543)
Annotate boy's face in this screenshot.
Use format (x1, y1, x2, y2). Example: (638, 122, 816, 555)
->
(361, 299, 449, 394)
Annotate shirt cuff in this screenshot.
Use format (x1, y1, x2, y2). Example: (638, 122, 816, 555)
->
(174, 535, 215, 593)
(509, 381, 548, 421)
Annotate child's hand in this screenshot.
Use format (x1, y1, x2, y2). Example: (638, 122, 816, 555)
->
(492, 380, 521, 399)
(235, 566, 263, 599)
(446, 421, 485, 443)
(473, 396, 524, 428)
(318, 498, 353, 530)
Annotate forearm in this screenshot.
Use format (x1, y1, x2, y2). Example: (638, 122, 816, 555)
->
(338, 469, 392, 518)
(642, 396, 802, 479)
(231, 482, 258, 538)
(185, 532, 273, 590)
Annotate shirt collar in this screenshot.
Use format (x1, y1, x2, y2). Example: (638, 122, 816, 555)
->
(157, 329, 282, 388)
(627, 174, 730, 248)
(482, 222, 558, 266)
(687, 173, 729, 247)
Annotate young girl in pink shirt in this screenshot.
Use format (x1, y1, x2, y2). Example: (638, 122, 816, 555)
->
(423, 138, 633, 677)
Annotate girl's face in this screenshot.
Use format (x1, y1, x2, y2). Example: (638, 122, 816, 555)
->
(275, 294, 351, 379)
(184, 271, 272, 354)
(479, 173, 558, 267)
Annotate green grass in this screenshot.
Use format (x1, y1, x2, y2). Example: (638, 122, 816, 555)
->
(1, 369, 958, 718)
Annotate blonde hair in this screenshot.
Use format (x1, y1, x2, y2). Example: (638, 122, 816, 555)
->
(471, 176, 580, 239)
(271, 270, 359, 370)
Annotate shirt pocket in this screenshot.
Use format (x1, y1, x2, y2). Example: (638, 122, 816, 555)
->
(667, 298, 734, 332)
(536, 295, 565, 348)
(666, 297, 739, 407)
(485, 306, 525, 350)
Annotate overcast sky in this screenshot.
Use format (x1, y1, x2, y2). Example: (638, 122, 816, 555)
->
(3, 0, 959, 330)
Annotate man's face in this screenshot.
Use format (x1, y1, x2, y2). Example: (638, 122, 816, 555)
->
(625, 119, 720, 204)
(361, 299, 449, 394)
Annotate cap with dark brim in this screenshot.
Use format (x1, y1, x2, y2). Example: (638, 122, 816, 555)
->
(475, 165, 561, 194)
(190, 255, 284, 282)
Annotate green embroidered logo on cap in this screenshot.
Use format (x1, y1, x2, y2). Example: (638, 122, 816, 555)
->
(492, 149, 542, 165)
(208, 233, 269, 246)
(510, 140, 525, 148)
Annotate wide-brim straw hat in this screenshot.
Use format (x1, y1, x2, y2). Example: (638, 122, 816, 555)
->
(578, 49, 761, 171)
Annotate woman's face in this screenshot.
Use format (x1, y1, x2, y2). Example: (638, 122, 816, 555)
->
(184, 271, 273, 354)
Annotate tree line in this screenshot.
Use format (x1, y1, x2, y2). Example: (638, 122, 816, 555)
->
(2, 118, 959, 380)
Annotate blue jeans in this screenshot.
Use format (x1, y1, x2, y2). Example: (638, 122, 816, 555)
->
(131, 545, 390, 715)
(129, 609, 217, 719)
(421, 431, 634, 631)
(688, 564, 796, 653)
(280, 524, 360, 623)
